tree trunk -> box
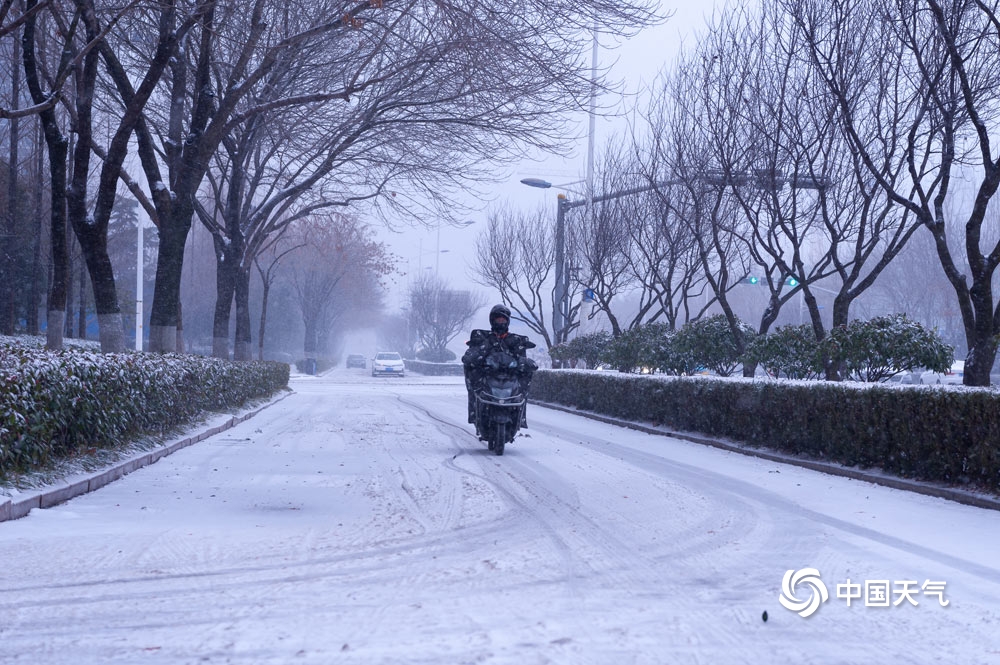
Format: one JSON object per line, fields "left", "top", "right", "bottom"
{"left": 965, "top": 281, "right": 998, "bottom": 386}
{"left": 211, "top": 149, "right": 247, "bottom": 359}
{"left": 176, "top": 298, "right": 185, "bottom": 353}
{"left": 64, "top": 246, "right": 74, "bottom": 338}
{"left": 795, "top": 289, "right": 836, "bottom": 381}
{"left": 148, "top": 207, "right": 192, "bottom": 352}
{"left": 63, "top": 7, "right": 126, "bottom": 353}
{"left": 233, "top": 266, "right": 252, "bottom": 361}
{"left": 78, "top": 230, "right": 128, "bottom": 351}
{"left": 826, "top": 293, "right": 853, "bottom": 381}
{"left": 303, "top": 316, "right": 318, "bottom": 361}
{"left": 77, "top": 259, "right": 87, "bottom": 339}
{"left": 23, "top": 2, "right": 68, "bottom": 350}
{"left": 257, "top": 276, "right": 270, "bottom": 361}
{"left": 744, "top": 296, "right": 785, "bottom": 377}
{"left": 28, "top": 123, "right": 43, "bottom": 336}
{"left": 2, "top": 31, "right": 20, "bottom": 335}
{"left": 211, "top": 238, "right": 236, "bottom": 359}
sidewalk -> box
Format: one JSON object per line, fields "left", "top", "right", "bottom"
{"left": 0, "top": 390, "right": 292, "bottom": 523}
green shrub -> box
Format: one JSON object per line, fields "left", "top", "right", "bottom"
{"left": 822, "top": 314, "right": 953, "bottom": 382}
{"left": 745, "top": 325, "right": 824, "bottom": 379}
{"left": 675, "top": 314, "right": 755, "bottom": 376}
{"left": 1, "top": 340, "right": 288, "bottom": 475}
{"left": 550, "top": 332, "right": 612, "bottom": 369}
{"left": 601, "top": 323, "right": 689, "bottom": 374}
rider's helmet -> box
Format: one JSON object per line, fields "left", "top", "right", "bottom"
{"left": 489, "top": 303, "right": 511, "bottom": 335}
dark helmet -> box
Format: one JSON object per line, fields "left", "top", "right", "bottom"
{"left": 489, "top": 304, "right": 511, "bottom": 334}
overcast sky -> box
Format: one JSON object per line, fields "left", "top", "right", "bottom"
{"left": 379, "top": 2, "right": 723, "bottom": 316}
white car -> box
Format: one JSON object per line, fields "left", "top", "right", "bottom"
{"left": 371, "top": 351, "right": 406, "bottom": 377}
{"left": 920, "top": 360, "right": 965, "bottom": 385}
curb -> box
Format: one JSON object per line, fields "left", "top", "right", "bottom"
{"left": 531, "top": 399, "right": 1000, "bottom": 512}
{"left": 0, "top": 390, "right": 292, "bottom": 524}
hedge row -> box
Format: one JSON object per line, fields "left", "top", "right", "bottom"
{"left": 403, "top": 359, "right": 465, "bottom": 376}
{"left": 1, "top": 341, "right": 289, "bottom": 475}
{"left": 531, "top": 370, "right": 1000, "bottom": 490}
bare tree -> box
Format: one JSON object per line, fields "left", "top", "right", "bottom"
{"left": 196, "top": 61, "right": 395, "bottom": 361}
{"left": 251, "top": 232, "right": 303, "bottom": 361}
{"left": 471, "top": 205, "right": 572, "bottom": 351}
{"left": 21, "top": 0, "right": 195, "bottom": 351}
{"left": 790, "top": 0, "right": 1000, "bottom": 385}
{"left": 642, "top": 49, "right": 759, "bottom": 372}
{"left": 1, "top": 9, "right": 21, "bottom": 335}
{"left": 21, "top": 0, "right": 71, "bottom": 348}
{"left": 568, "top": 141, "right": 638, "bottom": 337}
{"left": 407, "top": 273, "right": 484, "bottom": 360}
{"left": 627, "top": 190, "right": 707, "bottom": 331}
{"left": 720, "top": 0, "right": 923, "bottom": 379}
{"left": 105, "top": 0, "right": 659, "bottom": 353}
{"left": 285, "top": 212, "right": 391, "bottom": 362}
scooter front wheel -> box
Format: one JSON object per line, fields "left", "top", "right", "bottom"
{"left": 493, "top": 421, "right": 506, "bottom": 456}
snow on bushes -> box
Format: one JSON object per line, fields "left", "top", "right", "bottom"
{"left": 578, "top": 314, "right": 950, "bottom": 383}
{"left": 0, "top": 339, "right": 289, "bottom": 475}
{"left": 821, "top": 314, "right": 953, "bottom": 382}
{"left": 745, "top": 325, "right": 824, "bottom": 380}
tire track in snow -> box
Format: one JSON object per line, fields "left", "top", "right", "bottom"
{"left": 533, "top": 416, "right": 1000, "bottom": 585}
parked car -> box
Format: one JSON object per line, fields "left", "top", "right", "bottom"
{"left": 920, "top": 360, "right": 965, "bottom": 385}
{"left": 371, "top": 351, "right": 405, "bottom": 377}
{"left": 885, "top": 370, "right": 921, "bottom": 385}
{"left": 346, "top": 354, "right": 366, "bottom": 369}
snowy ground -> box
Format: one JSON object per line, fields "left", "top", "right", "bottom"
{"left": 1, "top": 368, "right": 999, "bottom": 664}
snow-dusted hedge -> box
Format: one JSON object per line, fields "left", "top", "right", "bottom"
{"left": 0, "top": 341, "right": 289, "bottom": 474}
{"left": 531, "top": 370, "right": 1000, "bottom": 490}
{"left": 403, "top": 359, "right": 464, "bottom": 376}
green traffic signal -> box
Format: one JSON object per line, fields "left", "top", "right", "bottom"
{"left": 786, "top": 276, "right": 799, "bottom": 287}
{"left": 741, "top": 276, "right": 759, "bottom": 285}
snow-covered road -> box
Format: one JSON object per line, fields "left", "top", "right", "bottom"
{"left": 2, "top": 369, "right": 999, "bottom": 664}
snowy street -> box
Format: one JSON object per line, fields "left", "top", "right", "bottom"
{"left": 2, "top": 370, "right": 999, "bottom": 664}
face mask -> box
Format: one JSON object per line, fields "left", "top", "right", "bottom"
{"left": 491, "top": 319, "right": 509, "bottom": 335}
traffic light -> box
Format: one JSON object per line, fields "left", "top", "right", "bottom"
{"left": 740, "top": 276, "right": 759, "bottom": 285}
{"left": 785, "top": 276, "right": 799, "bottom": 287}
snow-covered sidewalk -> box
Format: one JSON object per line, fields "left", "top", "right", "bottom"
{"left": 1, "top": 369, "right": 998, "bottom": 664}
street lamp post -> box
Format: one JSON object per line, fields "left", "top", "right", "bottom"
{"left": 434, "top": 220, "right": 475, "bottom": 275}
{"left": 554, "top": 194, "right": 568, "bottom": 342}
{"left": 522, "top": 179, "right": 585, "bottom": 345}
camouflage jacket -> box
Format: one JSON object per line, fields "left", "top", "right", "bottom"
{"left": 462, "top": 329, "right": 535, "bottom": 367}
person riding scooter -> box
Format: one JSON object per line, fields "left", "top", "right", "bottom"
{"left": 462, "top": 304, "right": 536, "bottom": 429}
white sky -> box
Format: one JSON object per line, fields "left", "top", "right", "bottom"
{"left": 379, "top": 2, "right": 723, "bottom": 313}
